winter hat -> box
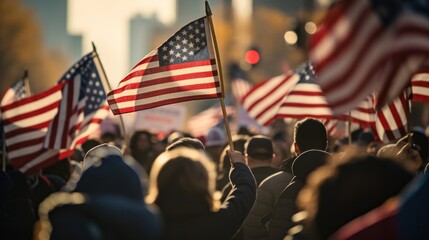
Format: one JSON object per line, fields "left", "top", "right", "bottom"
{"left": 245, "top": 135, "right": 274, "bottom": 160}
{"left": 205, "top": 127, "right": 227, "bottom": 147}
{"left": 74, "top": 144, "right": 143, "bottom": 201}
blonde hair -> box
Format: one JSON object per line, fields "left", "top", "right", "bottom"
{"left": 146, "top": 147, "right": 220, "bottom": 212}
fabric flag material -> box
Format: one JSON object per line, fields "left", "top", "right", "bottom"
{"left": 242, "top": 73, "right": 300, "bottom": 126}
{"left": 44, "top": 52, "right": 110, "bottom": 150}
{"left": 1, "top": 83, "right": 71, "bottom": 173}
{"left": 310, "top": 0, "right": 429, "bottom": 114}
{"left": 231, "top": 78, "right": 252, "bottom": 104}
{"left": 1, "top": 77, "right": 28, "bottom": 154}
{"left": 412, "top": 69, "right": 429, "bottom": 103}
{"left": 373, "top": 90, "right": 411, "bottom": 143}
{"left": 1, "top": 78, "right": 27, "bottom": 106}
{"left": 275, "top": 62, "right": 334, "bottom": 119}
{"left": 187, "top": 105, "right": 235, "bottom": 137}
{"left": 108, "top": 17, "right": 221, "bottom": 115}
{"left": 321, "top": 118, "right": 337, "bottom": 137}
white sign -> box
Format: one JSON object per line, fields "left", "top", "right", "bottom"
{"left": 135, "top": 105, "right": 187, "bottom": 134}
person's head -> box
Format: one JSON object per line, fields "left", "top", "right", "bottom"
{"left": 146, "top": 147, "right": 219, "bottom": 217}
{"left": 245, "top": 135, "right": 274, "bottom": 167}
{"left": 219, "top": 135, "right": 249, "bottom": 175}
{"left": 81, "top": 138, "right": 102, "bottom": 155}
{"left": 165, "top": 137, "right": 205, "bottom": 151}
{"left": 294, "top": 118, "right": 328, "bottom": 155}
{"left": 73, "top": 144, "right": 144, "bottom": 201}
{"left": 129, "top": 130, "right": 154, "bottom": 154}
{"left": 298, "top": 154, "right": 413, "bottom": 239}
{"left": 204, "top": 127, "right": 227, "bottom": 164}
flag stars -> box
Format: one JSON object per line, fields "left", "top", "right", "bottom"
{"left": 189, "top": 51, "right": 194, "bottom": 56}
{"left": 200, "top": 23, "right": 204, "bottom": 28}
{"left": 201, "top": 41, "right": 206, "bottom": 46}
{"left": 99, "top": 90, "right": 104, "bottom": 96}
{"left": 91, "top": 73, "right": 96, "bottom": 78}
{"left": 195, "top": 29, "right": 200, "bottom": 34}
{"left": 175, "top": 44, "right": 181, "bottom": 49}
{"left": 95, "top": 81, "right": 100, "bottom": 87}
{"left": 188, "top": 25, "right": 193, "bottom": 30}
{"left": 175, "top": 52, "right": 181, "bottom": 58}
{"left": 182, "top": 39, "right": 188, "bottom": 44}
{"left": 195, "top": 38, "right": 200, "bottom": 43}
{"left": 201, "top": 33, "right": 205, "bottom": 38}
{"left": 162, "top": 46, "right": 168, "bottom": 51}
{"left": 170, "top": 58, "right": 174, "bottom": 63}
{"left": 89, "top": 80, "right": 93, "bottom": 86}
{"left": 189, "top": 42, "right": 194, "bottom": 48}
{"left": 182, "top": 30, "right": 187, "bottom": 36}
{"left": 182, "top": 56, "right": 188, "bottom": 61}
{"left": 162, "top": 55, "right": 168, "bottom": 60}
{"left": 189, "top": 34, "right": 194, "bottom": 39}
{"left": 169, "top": 40, "right": 174, "bottom": 46}
{"left": 175, "top": 35, "right": 181, "bottom": 41}
{"left": 169, "top": 49, "right": 175, "bottom": 55}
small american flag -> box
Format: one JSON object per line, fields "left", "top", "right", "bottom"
{"left": 1, "top": 78, "right": 28, "bottom": 107}
{"left": 310, "top": 0, "right": 429, "bottom": 114}
{"left": 411, "top": 69, "right": 429, "bottom": 103}
{"left": 373, "top": 89, "right": 411, "bottom": 143}
{"left": 242, "top": 73, "right": 299, "bottom": 126}
{"left": 275, "top": 62, "right": 334, "bottom": 119}
{"left": 108, "top": 17, "right": 221, "bottom": 114}
{"left": 187, "top": 105, "right": 235, "bottom": 137}
{"left": 1, "top": 77, "right": 29, "bottom": 154}
{"left": 1, "top": 83, "right": 71, "bottom": 173}
{"left": 44, "top": 52, "right": 110, "bottom": 150}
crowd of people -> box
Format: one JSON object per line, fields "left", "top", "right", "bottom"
{"left": 1, "top": 117, "right": 429, "bottom": 240}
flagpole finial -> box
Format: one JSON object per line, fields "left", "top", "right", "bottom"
{"left": 23, "top": 69, "right": 28, "bottom": 79}
{"left": 92, "top": 42, "right": 97, "bottom": 52}
{"left": 205, "top": 1, "right": 212, "bottom": 16}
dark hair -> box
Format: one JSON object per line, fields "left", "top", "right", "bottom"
{"left": 129, "top": 130, "right": 154, "bottom": 153}
{"left": 245, "top": 135, "right": 274, "bottom": 160}
{"left": 300, "top": 155, "right": 413, "bottom": 239}
{"left": 294, "top": 118, "right": 327, "bottom": 152}
{"left": 166, "top": 137, "right": 205, "bottom": 151}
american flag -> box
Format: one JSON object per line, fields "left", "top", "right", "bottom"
{"left": 1, "top": 83, "right": 71, "bottom": 173}
{"left": 231, "top": 78, "right": 252, "bottom": 104}
{"left": 187, "top": 105, "right": 235, "bottom": 137}
{"left": 242, "top": 73, "right": 299, "bottom": 126}
{"left": 1, "top": 77, "right": 28, "bottom": 154}
{"left": 411, "top": 69, "right": 429, "bottom": 103}
{"left": 373, "top": 89, "right": 411, "bottom": 143}
{"left": 310, "top": 0, "right": 429, "bottom": 114}
{"left": 44, "top": 52, "right": 110, "bottom": 150}
{"left": 321, "top": 118, "right": 338, "bottom": 137}
{"left": 275, "top": 62, "right": 334, "bottom": 119}
{"left": 1, "top": 77, "right": 28, "bottom": 106}
{"left": 108, "top": 17, "right": 221, "bottom": 115}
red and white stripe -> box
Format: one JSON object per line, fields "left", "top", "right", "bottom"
{"left": 373, "top": 91, "right": 410, "bottom": 143}
{"left": 187, "top": 105, "right": 235, "bottom": 137}
{"left": 412, "top": 69, "right": 429, "bottom": 103}
{"left": 321, "top": 118, "right": 337, "bottom": 137}
{"left": 275, "top": 76, "right": 333, "bottom": 119}
{"left": 231, "top": 78, "right": 252, "bottom": 103}
{"left": 242, "top": 72, "right": 299, "bottom": 126}
{"left": 1, "top": 83, "right": 71, "bottom": 173}
{"left": 107, "top": 18, "right": 221, "bottom": 115}
{"left": 310, "top": 0, "right": 429, "bottom": 114}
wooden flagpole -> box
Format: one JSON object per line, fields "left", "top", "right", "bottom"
{"left": 2, "top": 131, "right": 5, "bottom": 171}
{"left": 91, "top": 42, "right": 127, "bottom": 140}
{"left": 205, "top": 1, "right": 234, "bottom": 151}
{"left": 348, "top": 111, "right": 352, "bottom": 145}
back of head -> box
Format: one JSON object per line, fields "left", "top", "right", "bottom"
{"left": 292, "top": 149, "right": 331, "bottom": 181}
{"left": 166, "top": 137, "right": 205, "bottom": 151}
{"left": 294, "top": 118, "right": 327, "bottom": 153}
{"left": 74, "top": 144, "right": 143, "bottom": 201}
{"left": 299, "top": 155, "right": 413, "bottom": 239}
{"left": 205, "top": 127, "right": 227, "bottom": 148}
{"left": 147, "top": 148, "right": 218, "bottom": 218}
{"left": 245, "top": 135, "right": 274, "bottom": 161}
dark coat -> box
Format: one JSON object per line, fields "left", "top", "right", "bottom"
{"left": 160, "top": 162, "right": 257, "bottom": 240}
{"left": 268, "top": 150, "right": 330, "bottom": 240}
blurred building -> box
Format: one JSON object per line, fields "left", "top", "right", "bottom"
{"left": 129, "top": 14, "right": 162, "bottom": 69}
{"left": 23, "top": 0, "right": 82, "bottom": 64}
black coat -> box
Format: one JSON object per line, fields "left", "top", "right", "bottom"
{"left": 160, "top": 162, "right": 257, "bottom": 240}
{"left": 268, "top": 150, "right": 330, "bottom": 240}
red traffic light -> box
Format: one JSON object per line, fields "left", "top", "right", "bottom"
{"left": 245, "top": 49, "right": 260, "bottom": 65}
